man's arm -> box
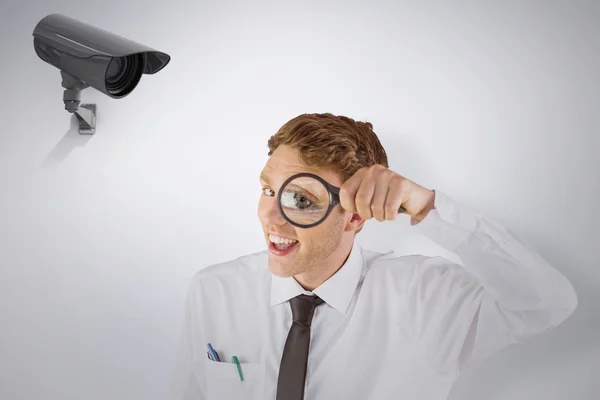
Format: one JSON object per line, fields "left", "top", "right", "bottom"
{"left": 403, "top": 190, "right": 578, "bottom": 377}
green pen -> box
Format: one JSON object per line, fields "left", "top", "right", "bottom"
{"left": 232, "top": 356, "right": 244, "bottom": 381}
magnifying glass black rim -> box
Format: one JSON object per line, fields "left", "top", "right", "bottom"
{"left": 277, "top": 172, "right": 339, "bottom": 229}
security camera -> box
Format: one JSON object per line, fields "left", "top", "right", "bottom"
{"left": 33, "top": 13, "right": 171, "bottom": 134}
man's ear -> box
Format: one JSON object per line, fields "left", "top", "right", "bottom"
{"left": 344, "top": 212, "right": 366, "bottom": 233}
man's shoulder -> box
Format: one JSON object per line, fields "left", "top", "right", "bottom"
{"left": 363, "top": 249, "right": 464, "bottom": 280}
{"left": 362, "top": 248, "right": 421, "bottom": 274}
{"left": 183, "top": 250, "right": 271, "bottom": 319}
{"left": 190, "top": 249, "right": 269, "bottom": 286}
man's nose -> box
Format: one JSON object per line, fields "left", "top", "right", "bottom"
{"left": 262, "top": 198, "right": 287, "bottom": 225}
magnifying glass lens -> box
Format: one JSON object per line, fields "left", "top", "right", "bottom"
{"left": 279, "top": 176, "right": 331, "bottom": 226}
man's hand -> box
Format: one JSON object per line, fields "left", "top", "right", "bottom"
{"left": 339, "top": 164, "right": 436, "bottom": 224}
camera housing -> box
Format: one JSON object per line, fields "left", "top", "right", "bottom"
{"left": 33, "top": 13, "right": 171, "bottom": 133}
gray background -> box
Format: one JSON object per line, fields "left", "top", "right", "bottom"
{"left": 1, "top": 1, "right": 598, "bottom": 399}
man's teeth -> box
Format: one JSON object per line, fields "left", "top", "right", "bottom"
{"left": 269, "top": 234, "right": 298, "bottom": 245}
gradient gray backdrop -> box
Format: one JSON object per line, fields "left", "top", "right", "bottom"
{"left": 0, "top": 1, "right": 598, "bottom": 399}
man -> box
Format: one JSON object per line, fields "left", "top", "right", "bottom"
{"left": 169, "top": 113, "right": 578, "bottom": 400}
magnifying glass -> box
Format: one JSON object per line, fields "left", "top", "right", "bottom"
{"left": 277, "top": 172, "right": 406, "bottom": 228}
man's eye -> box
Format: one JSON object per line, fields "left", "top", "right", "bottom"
{"left": 262, "top": 188, "right": 275, "bottom": 196}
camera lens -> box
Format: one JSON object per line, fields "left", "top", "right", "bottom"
{"left": 106, "top": 57, "right": 126, "bottom": 82}
{"left": 105, "top": 54, "right": 144, "bottom": 97}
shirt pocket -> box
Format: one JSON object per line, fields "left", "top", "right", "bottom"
{"left": 204, "top": 357, "right": 266, "bottom": 400}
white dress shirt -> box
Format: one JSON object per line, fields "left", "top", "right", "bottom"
{"left": 169, "top": 190, "right": 578, "bottom": 400}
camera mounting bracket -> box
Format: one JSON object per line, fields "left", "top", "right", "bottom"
{"left": 61, "top": 70, "right": 96, "bottom": 134}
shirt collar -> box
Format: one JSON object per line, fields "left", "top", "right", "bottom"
{"left": 270, "top": 242, "right": 363, "bottom": 315}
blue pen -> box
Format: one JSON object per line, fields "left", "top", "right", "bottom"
{"left": 207, "top": 343, "right": 220, "bottom": 362}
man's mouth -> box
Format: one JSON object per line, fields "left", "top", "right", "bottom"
{"left": 268, "top": 234, "right": 299, "bottom": 253}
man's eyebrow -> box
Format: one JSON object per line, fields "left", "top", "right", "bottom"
{"left": 259, "top": 173, "right": 270, "bottom": 184}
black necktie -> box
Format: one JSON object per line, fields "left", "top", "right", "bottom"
{"left": 276, "top": 294, "right": 325, "bottom": 400}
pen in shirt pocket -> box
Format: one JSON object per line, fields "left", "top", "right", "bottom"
{"left": 207, "top": 343, "right": 220, "bottom": 362}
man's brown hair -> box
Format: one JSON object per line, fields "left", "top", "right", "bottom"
{"left": 267, "top": 113, "right": 389, "bottom": 183}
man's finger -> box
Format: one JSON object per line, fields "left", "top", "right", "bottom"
{"left": 384, "top": 175, "right": 405, "bottom": 220}
{"left": 371, "top": 172, "right": 390, "bottom": 221}
{"left": 355, "top": 178, "right": 376, "bottom": 220}
{"left": 339, "top": 167, "right": 367, "bottom": 213}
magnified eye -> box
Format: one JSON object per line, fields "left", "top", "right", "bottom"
{"left": 281, "top": 190, "right": 315, "bottom": 209}
{"left": 294, "top": 193, "right": 312, "bottom": 209}
{"left": 276, "top": 174, "right": 333, "bottom": 227}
